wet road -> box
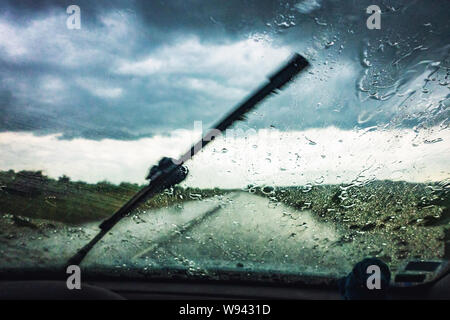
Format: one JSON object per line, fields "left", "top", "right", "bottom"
{"left": 88, "top": 192, "right": 352, "bottom": 275}
{"left": 1, "top": 192, "right": 355, "bottom": 276}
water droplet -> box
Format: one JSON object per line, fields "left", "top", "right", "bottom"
{"left": 189, "top": 193, "right": 202, "bottom": 200}
{"left": 424, "top": 138, "right": 442, "bottom": 144}
{"left": 305, "top": 137, "right": 317, "bottom": 145}
{"left": 314, "top": 17, "right": 327, "bottom": 26}
{"left": 315, "top": 176, "right": 325, "bottom": 184}
{"left": 325, "top": 41, "right": 335, "bottom": 48}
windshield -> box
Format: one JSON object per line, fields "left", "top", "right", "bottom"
{"left": 0, "top": 0, "right": 449, "bottom": 284}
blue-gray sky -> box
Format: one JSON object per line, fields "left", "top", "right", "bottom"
{"left": 0, "top": 0, "right": 448, "bottom": 141}
{"left": 0, "top": 0, "right": 449, "bottom": 186}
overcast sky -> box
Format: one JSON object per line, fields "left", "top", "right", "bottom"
{"left": 0, "top": 0, "right": 449, "bottom": 186}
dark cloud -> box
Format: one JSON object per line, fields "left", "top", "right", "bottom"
{"left": 0, "top": 0, "right": 449, "bottom": 140}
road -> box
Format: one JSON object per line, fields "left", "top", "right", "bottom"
{"left": 1, "top": 191, "right": 357, "bottom": 276}
{"left": 87, "top": 191, "right": 353, "bottom": 276}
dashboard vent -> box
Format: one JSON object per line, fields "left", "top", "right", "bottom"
{"left": 395, "top": 274, "right": 427, "bottom": 283}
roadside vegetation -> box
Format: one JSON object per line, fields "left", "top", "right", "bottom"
{"left": 0, "top": 170, "right": 224, "bottom": 224}
{"left": 252, "top": 181, "right": 450, "bottom": 264}
{"left": 253, "top": 181, "right": 449, "bottom": 230}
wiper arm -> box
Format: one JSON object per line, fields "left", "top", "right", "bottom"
{"left": 67, "top": 53, "right": 310, "bottom": 267}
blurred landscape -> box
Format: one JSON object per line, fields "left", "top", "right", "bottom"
{"left": 0, "top": 170, "right": 225, "bottom": 224}
{"left": 0, "top": 170, "right": 449, "bottom": 271}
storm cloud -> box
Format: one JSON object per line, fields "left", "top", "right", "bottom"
{"left": 0, "top": 0, "right": 449, "bottom": 140}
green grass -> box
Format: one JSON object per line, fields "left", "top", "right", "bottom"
{"left": 253, "top": 181, "right": 450, "bottom": 229}
{"left": 0, "top": 170, "right": 225, "bottom": 224}
{"left": 252, "top": 181, "right": 450, "bottom": 263}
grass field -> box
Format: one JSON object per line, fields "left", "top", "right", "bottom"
{"left": 0, "top": 170, "right": 225, "bottom": 224}
{"left": 252, "top": 181, "right": 450, "bottom": 265}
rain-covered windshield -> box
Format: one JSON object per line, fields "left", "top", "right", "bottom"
{"left": 0, "top": 0, "right": 449, "bottom": 283}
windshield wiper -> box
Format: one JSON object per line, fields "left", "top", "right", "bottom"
{"left": 67, "top": 53, "right": 310, "bottom": 267}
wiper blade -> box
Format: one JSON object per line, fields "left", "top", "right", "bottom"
{"left": 67, "top": 53, "right": 310, "bottom": 267}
